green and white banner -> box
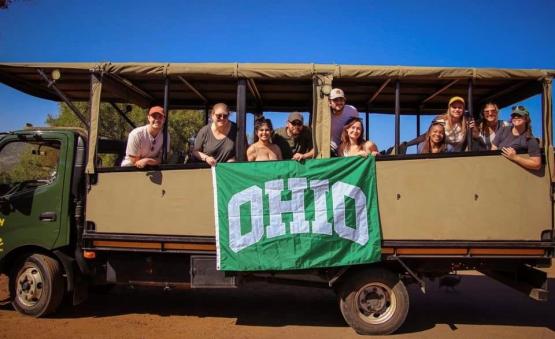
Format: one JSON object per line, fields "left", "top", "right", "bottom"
{"left": 212, "top": 157, "right": 381, "bottom": 271}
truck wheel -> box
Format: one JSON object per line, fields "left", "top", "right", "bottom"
{"left": 338, "top": 268, "right": 409, "bottom": 335}
{"left": 9, "top": 253, "right": 65, "bottom": 317}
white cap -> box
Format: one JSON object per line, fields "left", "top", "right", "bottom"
{"left": 329, "top": 88, "right": 345, "bottom": 100}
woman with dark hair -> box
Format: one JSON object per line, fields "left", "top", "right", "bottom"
{"left": 418, "top": 121, "right": 450, "bottom": 154}
{"left": 246, "top": 118, "right": 282, "bottom": 161}
{"left": 193, "top": 103, "right": 237, "bottom": 166}
{"left": 474, "top": 102, "right": 510, "bottom": 150}
{"left": 492, "top": 105, "right": 541, "bottom": 170}
{"left": 338, "top": 117, "right": 378, "bottom": 157}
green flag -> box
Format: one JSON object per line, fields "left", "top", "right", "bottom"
{"left": 213, "top": 157, "right": 381, "bottom": 271}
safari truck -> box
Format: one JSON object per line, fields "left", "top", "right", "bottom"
{"left": 0, "top": 63, "right": 554, "bottom": 335}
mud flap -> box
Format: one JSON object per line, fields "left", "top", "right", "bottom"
{"left": 190, "top": 256, "right": 237, "bottom": 288}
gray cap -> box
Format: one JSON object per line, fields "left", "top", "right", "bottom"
{"left": 288, "top": 111, "right": 303, "bottom": 123}
{"left": 511, "top": 105, "right": 530, "bottom": 117}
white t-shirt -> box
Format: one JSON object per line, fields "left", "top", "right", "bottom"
{"left": 331, "top": 105, "right": 359, "bottom": 150}
{"left": 121, "top": 125, "right": 169, "bottom": 166}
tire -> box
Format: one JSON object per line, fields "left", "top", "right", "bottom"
{"left": 9, "top": 253, "right": 65, "bottom": 317}
{"left": 337, "top": 268, "right": 409, "bottom": 335}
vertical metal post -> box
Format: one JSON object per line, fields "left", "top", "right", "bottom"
{"left": 395, "top": 80, "right": 401, "bottom": 154}
{"left": 365, "top": 111, "right": 370, "bottom": 140}
{"left": 162, "top": 77, "right": 170, "bottom": 163}
{"left": 417, "top": 107, "right": 422, "bottom": 137}
{"left": 466, "top": 79, "right": 474, "bottom": 151}
{"left": 236, "top": 79, "right": 247, "bottom": 161}
{"left": 204, "top": 105, "right": 209, "bottom": 125}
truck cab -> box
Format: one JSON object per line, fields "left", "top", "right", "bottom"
{"left": 0, "top": 128, "right": 86, "bottom": 316}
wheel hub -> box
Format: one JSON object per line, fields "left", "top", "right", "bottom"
{"left": 16, "top": 267, "right": 44, "bottom": 307}
{"left": 359, "top": 288, "right": 388, "bottom": 315}
{"left": 356, "top": 282, "right": 396, "bottom": 325}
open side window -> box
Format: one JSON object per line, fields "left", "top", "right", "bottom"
{"left": 0, "top": 139, "right": 61, "bottom": 197}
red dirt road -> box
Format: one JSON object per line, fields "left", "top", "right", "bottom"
{"left": 1, "top": 269, "right": 554, "bottom": 339}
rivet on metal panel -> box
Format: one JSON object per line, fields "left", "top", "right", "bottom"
{"left": 474, "top": 194, "right": 479, "bottom": 201}
{"left": 396, "top": 193, "right": 401, "bottom": 200}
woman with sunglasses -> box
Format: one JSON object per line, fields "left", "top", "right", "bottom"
{"left": 491, "top": 105, "right": 541, "bottom": 170}
{"left": 193, "top": 103, "right": 238, "bottom": 166}
{"left": 338, "top": 117, "right": 379, "bottom": 157}
{"left": 418, "top": 121, "right": 451, "bottom": 154}
{"left": 247, "top": 118, "right": 282, "bottom": 161}
{"left": 474, "top": 102, "right": 510, "bottom": 150}
{"left": 433, "top": 96, "right": 473, "bottom": 152}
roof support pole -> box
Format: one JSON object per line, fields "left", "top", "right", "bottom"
{"left": 236, "top": 79, "right": 247, "bottom": 161}
{"left": 365, "top": 111, "right": 370, "bottom": 142}
{"left": 466, "top": 79, "right": 474, "bottom": 151}
{"left": 109, "top": 102, "right": 136, "bottom": 129}
{"left": 420, "top": 79, "right": 459, "bottom": 105}
{"left": 177, "top": 75, "right": 208, "bottom": 104}
{"left": 394, "top": 80, "right": 401, "bottom": 155}
{"left": 416, "top": 108, "right": 421, "bottom": 137}
{"left": 368, "top": 79, "right": 391, "bottom": 105}
{"left": 541, "top": 78, "right": 553, "bottom": 184}
{"left": 162, "top": 76, "right": 170, "bottom": 163}
{"left": 37, "top": 68, "right": 89, "bottom": 128}
{"left": 204, "top": 105, "right": 209, "bottom": 125}
{"left": 86, "top": 72, "right": 103, "bottom": 175}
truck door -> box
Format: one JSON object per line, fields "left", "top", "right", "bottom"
{"left": 0, "top": 133, "right": 67, "bottom": 258}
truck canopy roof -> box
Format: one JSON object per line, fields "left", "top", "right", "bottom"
{"left": 1, "top": 62, "right": 553, "bottom": 114}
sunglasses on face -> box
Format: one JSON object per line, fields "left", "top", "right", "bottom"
{"left": 149, "top": 113, "right": 164, "bottom": 120}
{"left": 289, "top": 120, "right": 303, "bottom": 126}
{"left": 215, "top": 113, "right": 229, "bottom": 120}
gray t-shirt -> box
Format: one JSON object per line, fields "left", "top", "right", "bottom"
{"left": 273, "top": 126, "right": 313, "bottom": 159}
{"left": 492, "top": 126, "right": 541, "bottom": 157}
{"left": 194, "top": 122, "right": 237, "bottom": 163}
{"left": 331, "top": 105, "right": 359, "bottom": 150}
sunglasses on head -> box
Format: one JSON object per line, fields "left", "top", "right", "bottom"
{"left": 512, "top": 105, "right": 526, "bottom": 111}
{"left": 289, "top": 120, "right": 303, "bottom": 126}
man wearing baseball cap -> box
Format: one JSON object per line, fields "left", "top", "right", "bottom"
{"left": 329, "top": 88, "right": 360, "bottom": 152}
{"left": 273, "top": 111, "right": 314, "bottom": 160}
{"left": 121, "top": 105, "right": 170, "bottom": 168}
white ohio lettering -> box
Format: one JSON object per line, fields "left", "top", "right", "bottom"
{"left": 226, "top": 178, "right": 369, "bottom": 252}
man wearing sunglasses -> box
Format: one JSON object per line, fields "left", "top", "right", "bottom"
{"left": 329, "top": 88, "right": 360, "bottom": 153}
{"left": 121, "top": 105, "right": 169, "bottom": 168}
{"left": 273, "top": 111, "right": 314, "bottom": 161}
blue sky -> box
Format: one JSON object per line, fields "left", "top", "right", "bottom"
{"left": 1, "top": 0, "right": 554, "bottom": 149}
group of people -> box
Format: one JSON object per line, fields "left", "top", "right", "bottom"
{"left": 418, "top": 96, "right": 541, "bottom": 170}
{"left": 121, "top": 89, "right": 541, "bottom": 171}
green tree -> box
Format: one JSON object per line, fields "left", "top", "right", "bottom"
{"left": 46, "top": 102, "right": 205, "bottom": 165}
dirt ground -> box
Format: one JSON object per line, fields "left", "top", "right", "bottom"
{"left": 1, "top": 268, "right": 555, "bottom": 339}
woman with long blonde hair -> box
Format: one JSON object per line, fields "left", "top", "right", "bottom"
{"left": 433, "top": 96, "right": 470, "bottom": 152}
